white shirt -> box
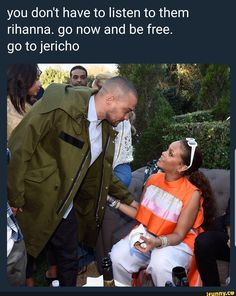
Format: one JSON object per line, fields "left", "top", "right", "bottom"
{"left": 113, "top": 120, "right": 133, "bottom": 169}
{"left": 88, "top": 96, "right": 102, "bottom": 166}
{"left": 7, "top": 225, "right": 14, "bottom": 257}
{"left": 63, "top": 95, "right": 102, "bottom": 218}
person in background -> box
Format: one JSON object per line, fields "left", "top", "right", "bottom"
{"left": 8, "top": 77, "right": 138, "bottom": 287}
{"left": 7, "top": 63, "right": 42, "bottom": 287}
{"left": 194, "top": 199, "right": 230, "bottom": 286}
{"left": 7, "top": 64, "right": 42, "bottom": 139}
{"left": 109, "top": 138, "right": 216, "bottom": 286}
{"left": 69, "top": 65, "right": 88, "bottom": 86}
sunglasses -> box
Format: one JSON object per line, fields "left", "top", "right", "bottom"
{"left": 186, "top": 138, "right": 198, "bottom": 169}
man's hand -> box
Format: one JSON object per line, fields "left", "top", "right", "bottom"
{"left": 11, "top": 207, "right": 23, "bottom": 216}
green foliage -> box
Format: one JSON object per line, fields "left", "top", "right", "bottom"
{"left": 40, "top": 67, "right": 96, "bottom": 89}
{"left": 118, "top": 64, "right": 166, "bottom": 133}
{"left": 117, "top": 63, "right": 230, "bottom": 170}
{"left": 118, "top": 64, "right": 176, "bottom": 170}
{"left": 162, "top": 64, "right": 202, "bottom": 114}
{"left": 41, "top": 67, "right": 69, "bottom": 88}
{"left": 132, "top": 92, "right": 174, "bottom": 170}
{"left": 87, "top": 75, "right": 95, "bottom": 87}
{"left": 199, "top": 64, "right": 209, "bottom": 76}
{"left": 162, "top": 121, "right": 230, "bottom": 169}
{"left": 198, "top": 64, "right": 230, "bottom": 115}
{"left": 212, "top": 90, "right": 230, "bottom": 120}
{"left": 174, "top": 110, "right": 214, "bottom": 123}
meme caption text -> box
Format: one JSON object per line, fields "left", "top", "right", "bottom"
{"left": 6, "top": 6, "right": 190, "bottom": 54}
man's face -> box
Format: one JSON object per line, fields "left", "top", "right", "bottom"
{"left": 70, "top": 69, "right": 87, "bottom": 86}
{"left": 105, "top": 93, "right": 137, "bottom": 127}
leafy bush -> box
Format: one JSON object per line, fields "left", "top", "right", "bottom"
{"left": 40, "top": 67, "right": 68, "bottom": 88}
{"left": 197, "top": 64, "right": 230, "bottom": 115}
{"left": 162, "top": 121, "right": 230, "bottom": 169}
{"left": 174, "top": 110, "right": 214, "bottom": 123}
{"left": 212, "top": 91, "right": 230, "bottom": 120}
{"left": 132, "top": 92, "right": 174, "bottom": 170}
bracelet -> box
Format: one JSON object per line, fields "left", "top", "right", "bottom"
{"left": 156, "top": 236, "right": 169, "bottom": 248}
{"left": 107, "top": 195, "right": 121, "bottom": 209}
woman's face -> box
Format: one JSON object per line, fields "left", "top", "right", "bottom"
{"left": 157, "top": 141, "right": 185, "bottom": 173}
{"left": 28, "top": 76, "right": 41, "bottom": 97}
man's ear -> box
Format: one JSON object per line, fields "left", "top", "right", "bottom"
{"left": 105, "top": 95, "right": 115, "bottom": 104}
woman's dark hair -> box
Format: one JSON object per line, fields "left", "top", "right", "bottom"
{"left": 181, "top": 139, "right": 217, "bottom": 230}
{"left": 7, "top": 64, "right": 41, "bottom": 114}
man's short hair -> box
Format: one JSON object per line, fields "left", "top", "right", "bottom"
{"left": 70, "top": 65, "right": 88, "bottom": 77}
{"left": 102, "top": 76, "right": 138, "bottom": 99}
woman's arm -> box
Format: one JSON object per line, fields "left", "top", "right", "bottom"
{"left": 118, "top": 200, "right": 139, "bottom": 219}
{"left": 107, "top": 195, "right": 139, "bottom": 219}
{"left": 107, "top": 186, "right": 147, "bottom": 219}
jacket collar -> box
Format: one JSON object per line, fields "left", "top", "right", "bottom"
{"left": 37, "top": 83, "right": 118, "bottom": 138}
{"left": 37, "top": 83, "right": 98, "bottom": 122}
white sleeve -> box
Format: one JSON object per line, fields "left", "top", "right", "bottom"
{"left": 7, "top": 225, "right": 14, "bottom": 257}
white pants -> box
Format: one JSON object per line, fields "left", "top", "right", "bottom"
{"left": 110, "top": 235, "right": 192, "bottom": 286}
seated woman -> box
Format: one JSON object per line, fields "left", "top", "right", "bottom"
{"left": 108, "top": 138, "right": 216, "bottom": 287}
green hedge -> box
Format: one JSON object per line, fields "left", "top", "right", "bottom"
{"left": 162, "top": 121, "right": 230, "bottom": 169}
{"left": 174, "top": 110, "right": 214, "bottom": 123}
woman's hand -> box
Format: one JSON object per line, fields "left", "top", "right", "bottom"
{"left": 134, "top": 235, "right": 161, "bottom": 253}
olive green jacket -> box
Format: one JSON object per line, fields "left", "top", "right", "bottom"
{"left": 8, "top": 83, "right": 134, "bottom": 257}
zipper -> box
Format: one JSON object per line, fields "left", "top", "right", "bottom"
{"left": 95, "top": 135, "right": 110, "bottom": 227}
{"left": 56, "top": 147, "right": 90, "bottom": 215}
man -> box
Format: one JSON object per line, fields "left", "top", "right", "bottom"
{"left": 8, "top": 77, "right": 137, "bottom": 286}
{"left": 70, "top": 65, "right": 88, "bottom": 86}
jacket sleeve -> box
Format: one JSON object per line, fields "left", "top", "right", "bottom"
{"left": 108, "top": 172, "right": 134, "bottom": 205}
{"left": 7, "top": 112, "right": 54, "bottom": 208}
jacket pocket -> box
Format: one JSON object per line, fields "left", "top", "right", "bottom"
{"left": 24, "top": 161, "right": 61, "bottom": 211}
{"left": 25, "top": 162, "right": 57, "bottom": 183}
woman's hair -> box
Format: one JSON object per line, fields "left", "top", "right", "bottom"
{"left": 180, "top": 139, "right": 217, "bottom": 230}
{"left": 92, "top": 73, "right": 114, "bottom": 90}
{"left": 7, "top": 64, "right": 41, "bottom": 114}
